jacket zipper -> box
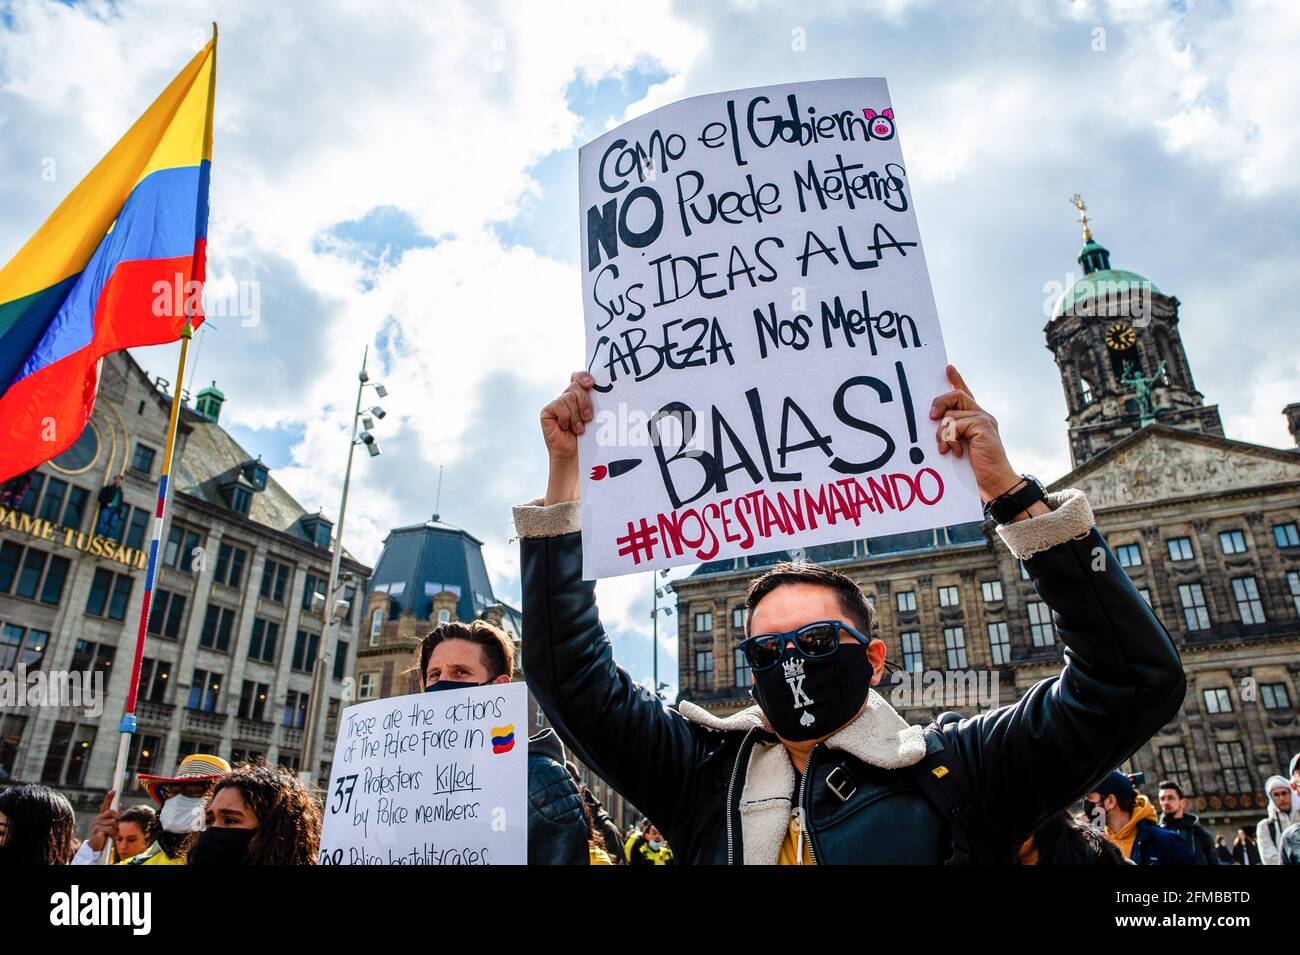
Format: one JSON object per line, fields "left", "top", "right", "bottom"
{"left": 796, "top": 744, "right": 821, "bottom": 864}
{"left": 726, "top": 727, "right": 758, "bottom": 865}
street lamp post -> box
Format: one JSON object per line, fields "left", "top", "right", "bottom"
{"left": 298, "top": 347, "right": 388, "bottom": 789}
{"left": 649, "top": 569, "right": 673, "bottom": 700}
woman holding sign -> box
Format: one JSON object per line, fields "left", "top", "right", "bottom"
{"left": 514, "top": 366, "right": 1186, "bottom": 864}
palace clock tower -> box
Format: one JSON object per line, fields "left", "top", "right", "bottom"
{"left": 1045, "top": 196, "right": 1225, "bottom": 467}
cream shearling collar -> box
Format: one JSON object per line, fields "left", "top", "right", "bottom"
{"left": 678, "top": 689, "right": 927, "bottom": 864}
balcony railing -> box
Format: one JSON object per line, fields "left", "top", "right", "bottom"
{"left": 135, "top": 700, "right": 175, "bottom": 729}
{"left": 182, "top": 709, "right": 228, "bottom": 734}
{"left": 280, "top": 726, "right": 303, "bottom": 749}
{"left": 235, "top": 718, "right": 274, "bottom": 744}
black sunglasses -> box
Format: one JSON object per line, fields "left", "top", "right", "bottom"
{"left": 739, "top": 620, "right": 871, "bottom": 672}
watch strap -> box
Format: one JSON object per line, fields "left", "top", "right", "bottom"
{"left": 984, "top": 476, "right": 1046, "bottom": 525}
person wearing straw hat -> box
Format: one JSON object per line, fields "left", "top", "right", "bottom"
{"left": 73, "top": 753, "right": 231, "bottom": 866}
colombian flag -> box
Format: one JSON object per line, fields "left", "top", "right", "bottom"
{"left": 490, "top": 724, "right": 516, "bottom": 755}
{"left": 0, "top": 29, "right": 217, "bottom": 482}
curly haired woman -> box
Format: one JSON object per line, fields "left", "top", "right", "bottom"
{"left": 189, "top": 762, "right": 322, "bottom": 865}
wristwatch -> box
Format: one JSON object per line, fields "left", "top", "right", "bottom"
{"left": 984, "top": 475, "right": 1047, "bottom": 525}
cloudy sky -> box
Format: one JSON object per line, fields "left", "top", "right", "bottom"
{"left": 2, "top": 0, "right": 1297, "bottom": 698}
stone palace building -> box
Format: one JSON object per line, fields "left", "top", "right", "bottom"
{"left": 671, "top": 213, "right": 1300, "bottom": 838}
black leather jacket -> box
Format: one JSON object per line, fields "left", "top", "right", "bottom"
{"left": 518, "top": 491, "right": 1186, "bottom": 864}
{"left": 527, "top": 728, "right": 590, "bottom": 866}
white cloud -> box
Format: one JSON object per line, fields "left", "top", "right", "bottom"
{"left": 2, "top": 0, "right": 1298, "bottom": 702}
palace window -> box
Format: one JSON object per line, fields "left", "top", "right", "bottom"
{"left": 1261, "top": 683, "right": 1292, "bottom": 711}
{"left": 1231, "top": 576, "right": 1265, "bottom": 625}
{"left": 987, "top": 622, "right": 1010, "bottom": 665}
{"left": 1202, "top": 687, "right": 1232, "bottom": 714}
{"left": 900, "top": 631, "right": 922, "bottom": 673}
{"left": 1219, "top": 529, "right": 1248, "bottom": 555}
{"left": 1114, "top": 543, "right": 1142, "bottom": 568}
{"left": 1273, "top": 522, "right": 1300, "bottom": 549}
{"left": 943, "top": 627, "right": 967, "bottom": 669}
{"left": 695, "top": 650, "right": 713, "bottom": 691}
{"left": 734, "top": 646, "right": 752, "bottom": 689}
{"left": 1027, "top": 601, "right": 1054, "bottom": 646}
{"left": 1178, "top": 583, "right": 1210, "bottom": 631}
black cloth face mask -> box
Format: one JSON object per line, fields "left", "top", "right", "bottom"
{"left": 750, "top": 643, "right": 872, "bottom": 742}
{"left": 424, "top": 679, "right": 486, "bottom": 693}
{"left": 188, "top": 826, "right": 255, "bottom": 866}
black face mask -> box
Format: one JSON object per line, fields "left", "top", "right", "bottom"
{"left": 188, "top": 826, "right": 255, "bottom": 866}
{"left": 424, "top": 679, "right": 486, "bottom": 693}
{"left": 1082, "top": 799, "right": 1104, "bottom": 828}
{"left": 750, "top": 643, "right": 872, "bottom": 742}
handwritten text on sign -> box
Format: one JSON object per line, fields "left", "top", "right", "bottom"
{"left": 317, "top": 683, "right": 527, "bottom": 865}
{"left": 577, "top": 78, "right": 982, "bottom": 579}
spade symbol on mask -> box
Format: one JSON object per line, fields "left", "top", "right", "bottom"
{"left": 800, "top": 711, "right": 815, "bottom": 727}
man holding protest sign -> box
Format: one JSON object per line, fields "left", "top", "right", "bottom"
{"left": 516, "top": 365, "right": 1186, "bottom": 863}
{"left": 411, "top": 620, "right": 596, "bottom": 865}
{"left": 512, "top": 78, "right": 1185, "bottom": 864}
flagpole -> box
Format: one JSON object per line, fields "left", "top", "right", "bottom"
{"left": 99, "top": 319, "right": 193, "bottom": 863}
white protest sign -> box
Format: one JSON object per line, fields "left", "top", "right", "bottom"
{"left": 577, "top": 78, "right": 983, "bottom": 579}
{"left": 318, "top": 682, "right": 527, "bottom": 865}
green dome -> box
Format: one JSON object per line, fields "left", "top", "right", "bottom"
{"left": 196, "top": 380, "right": 225, "bottom": 400}
{"left": 1052, "top": 268, "right": 1160, "bottom": 319}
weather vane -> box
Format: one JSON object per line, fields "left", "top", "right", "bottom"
{"left": 1070, "top": 194, "right": 1092, "bottom": 242}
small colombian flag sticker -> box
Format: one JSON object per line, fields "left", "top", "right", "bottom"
{"left": 490, "top": 724, "right": 516, "bottom": 755}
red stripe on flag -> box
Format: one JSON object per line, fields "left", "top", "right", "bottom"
{"left": 0, "top": 242, "right": 206, "bottom": 480}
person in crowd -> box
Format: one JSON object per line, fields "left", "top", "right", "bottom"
{"left": 624, "top": 818, "right": 649, "bottom": 863}
{"left": 1232, "top": 828, "right": 1261, "bottom": 865}
{"left": 1156, "top": 779, "right": 1218, "bottom": 864}
{"left": 1213, "top": 834, "right": 1233, "bottom": 865}
{"left": 189, "top": 762, "right": 320, "bottom": 865}
{"left": 1019, "top": 811, "right": 1127, "bottom": 865}
{"left": 71, "top": 791, "right": 158, "bottom": 864}
{"left": 94, "top": 474, "right": 125, "bottom": 538}
{"left": 0, "top": 471, "right": 33, "bottom": 509}
{"left": 1280, "top": 821, "right": 1300, "bottom": 865}
{"left": 516, "top": 367, "right": 1186, "bottom": 864}
{"left": 1084, "top": 771, "right": 1195, "bottom": 864}
{"left": 567, "top": 760, "right": 624, "bottom": 865}
{"left": 412, "top": 620, "right": 590, "bottom": 865}
{"left": 629, "top": 823, "right": 674, "bottom": 865}
{"left": 1257, "top": 774, "right": 1300, "bottom": 865}
{"left": 0, "top": 783, "right": 76, "bottom": 865}
{"left": 105, "top": 752, "right": 234, "bottom": 865}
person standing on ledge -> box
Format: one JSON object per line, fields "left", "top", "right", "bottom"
{"left": 514, "top": 365, "right": 1186, "bottom": 864}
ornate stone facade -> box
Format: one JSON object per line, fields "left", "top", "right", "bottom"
{"left": 0, "top": 352, "right": 371, "bottom": 823}
{"left": 672, "top": 228, "right": 1300, "bottom": 839}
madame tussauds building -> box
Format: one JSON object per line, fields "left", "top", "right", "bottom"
{"left": 0, "top": 350, "right": 369, "bottom": 825}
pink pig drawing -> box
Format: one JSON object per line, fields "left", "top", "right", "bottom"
{"left": 863, "top": 107, "right": 896, "bottom": 140}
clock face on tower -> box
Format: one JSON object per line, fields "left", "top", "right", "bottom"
{"left": 1105, "top": 321, "right": 1138, "bottom": 351}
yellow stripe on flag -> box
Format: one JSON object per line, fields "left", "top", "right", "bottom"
{"left": 0, "top": 34, "right": 216, "bottom": 306}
